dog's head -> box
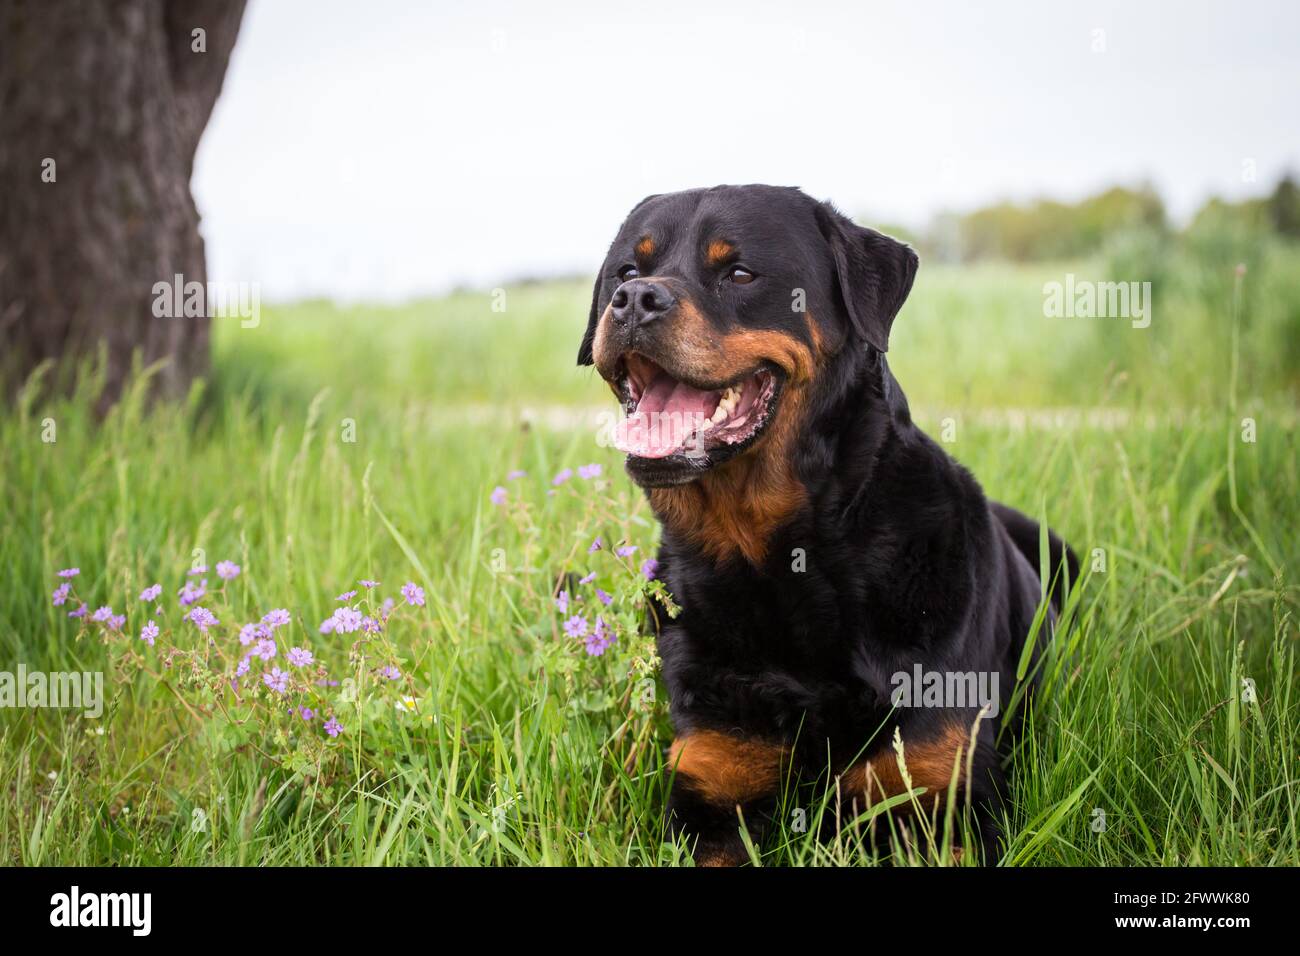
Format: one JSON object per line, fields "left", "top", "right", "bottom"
{"left": 579, "top": 185, "right": 917, "bottom": 489}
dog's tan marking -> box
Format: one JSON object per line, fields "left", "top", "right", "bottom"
{"left": 839, "top": 722, "right": 970, "bottom": 807}
{"left": 592, "top": 289, "right": 825, "bottom": 564}
{"left": 706, "top": 239, "right": 735, "bottom": 266}
{"left": 669, "top": 730, "right": 786, "bottom": 806}
{"left": 805, "top": 311, "right": 827, "bottom": 357}
{"left": 649, "top": 445, "right": 806, "bottom": 566}
{"left": 635, "top": 235, "right": 655, "bottom": 258}
{"left": 594, "top": 290, "right": 820, "bottom": 388}
{"left": 648, "top": 316, "right": 819, "bottom": 564}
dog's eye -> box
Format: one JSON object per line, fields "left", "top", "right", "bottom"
{"left": 727, "top": 266, "right": 756, "bottom": 285}
{"left": 617, "top": 265, "right": 640, "bottom": 282}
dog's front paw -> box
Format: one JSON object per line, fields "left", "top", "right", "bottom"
{"left": 690, "top": 832, "right": 750, "bottom": 867}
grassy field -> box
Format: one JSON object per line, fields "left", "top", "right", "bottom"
{"left": 1, "top": 242, "right": 1297, "bottom": 866}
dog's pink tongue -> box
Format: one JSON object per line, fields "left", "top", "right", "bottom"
{"left": 615, "top": 372, "right": 717, "bottom": 458}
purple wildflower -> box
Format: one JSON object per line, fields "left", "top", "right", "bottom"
{"left": 91, "top": 606, "right": 113, "bottom": 623}
{"left": 188, "top": 565, "right": 208, "bottom": 576}
{"left": 139, "top": 583, "right": 162, "bottom": 602}
{"left": 57, "top": 568, "right": 80, "bottom": 579}
{"left": 641, "top": 558, "right": 659, "bottom": 581}
{"left": 299, "top": 706, "right": 314, "bottom": 721}
{"left": 287, "top": 647, "right": 314, "bottom": 667}
{"left": 379, "top": 665, "right": 400, "bottom": 680}
{"left": 235, "top": 656, "right": 251, "bottom": 677}
{"left": 319, "top": 617, "right": 336, "bottom": 635}
{"left": 324, "top": 716, "right": 343, "bottom": 737}
{"left": 216, "top": 560, "right": 241, "bottom": 581}
{"left": 51, "top": 583, "right": 70, "bottom": 606}
{"left": 490, "top": 485, "right": 507, "bottom": 505}
{"left": 578, "top": 572, "right": 596, "bottom": 585}
{"left": 552, "top": 468, "right": 573, "bottom": 486}
{"left": 178, "top": 579, "right": 207, "bottom": 607}
{"left": 187, "top": 607, "right": 219, "bottom": 631}
{"left": 263, "top": 668, "right": 289, "bottom": 694}
{"left": 261, "top": 608, "right": 291, "bottom": 629}
{"left": 108, "top": 615, "right": 126, "bottom": 631}
{"left": 336, "top": 590, "right": 357, "bottom": 602}
{"left": 507, "top": 469, "right": 527, "bottom": 480}
{"left": 596, "top": 588, "right": 613, "bottom": 606}
{"left": 578, "top": 463, "right": 603, "bottom": 479}
{"left": 555, "top": 589, "right": 569, "bottom": 614}
{"left": 253, "top": 637, "right": 277, "bottom": 660}
{"left": 359, "top": 579, "right": 380, "bottom": 589}
{"left": 238, "top": 623, "right": 266, "bottom": 646}
{"left": 563, "top": 615, "right": 589, "bottom": 639}
{"left": 401, "top": 582, "right": 426, "bottom": 607}
{"left": 362, "top": 616, "right": 382, "bottom": 634}
{"left": 68, "top": 602, "right": 88, "bottom": 619}
{"left": 330, "top": 607, "right": 363, "bottom": 633}
{"left": 588, "top": 537, "right": 602, "bottom": 553}
{"left": 140, "top": 621, "right": 159, "bottom": 647}
{"left": 616, "top": 545, "right": 638, "bottom": 558}
{"left": 584, "top": 616, "right": 615, "bottom": 657}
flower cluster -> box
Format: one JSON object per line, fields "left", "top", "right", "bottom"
{"left": 48, "top": 563, "right": 431, "bottom": 753}
{"left": 553, "top": 535, "right": 657, "bottom": 657}
{"left": 48, "top": 457, "right": 674, "bottom": 780}
{"left": 485, "top": 461, "right": 675, "bottom": 726}
{"left": 490, "top": 462, "right": 608, "bottom": 508}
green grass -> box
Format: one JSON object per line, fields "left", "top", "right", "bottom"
{"left": 1, "top": 243, "right": 1297, "bottom": 866}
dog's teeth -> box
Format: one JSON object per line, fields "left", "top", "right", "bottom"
{"left": 710, "top": 404, "right": 728, "bottom": 423}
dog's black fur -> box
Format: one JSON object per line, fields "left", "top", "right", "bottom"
{"left": 578, "top": 185, "right": 1077, "bottom": 865}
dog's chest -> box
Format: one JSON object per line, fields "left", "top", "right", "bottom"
{"left": 657, "top": 554, "right": 886, "bottom": 741}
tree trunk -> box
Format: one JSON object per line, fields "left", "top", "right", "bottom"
{"left": 0, "top": 0, "right": 246, "bottom": 406}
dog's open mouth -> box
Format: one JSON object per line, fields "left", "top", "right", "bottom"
{"left": 612, "top": 353, "right": 782, "bottom": 460}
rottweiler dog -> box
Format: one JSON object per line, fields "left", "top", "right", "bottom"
{"left": 577, "top": 184, "right": 1077, "bottom": 866}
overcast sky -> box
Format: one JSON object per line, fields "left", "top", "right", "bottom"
{"left": 195, "top": 0, "right": 1300, "bottom": 302}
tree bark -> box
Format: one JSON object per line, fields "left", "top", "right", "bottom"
{"left": 0, "top": 0, "right": 246, "bottom": 405}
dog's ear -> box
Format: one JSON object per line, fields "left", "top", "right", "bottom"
{"left": 815, "top": 202, "right": 918, "bottom": 353}
{"left": 576, "top": 271, "right": 601, "bottom": 366}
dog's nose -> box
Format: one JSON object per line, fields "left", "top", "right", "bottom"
{"left": 611, "top": 278, "right": 675, "bottom": 326}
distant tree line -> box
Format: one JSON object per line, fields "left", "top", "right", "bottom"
{"left": 881, "top": 173, "right": 1300, "bottom": 264}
